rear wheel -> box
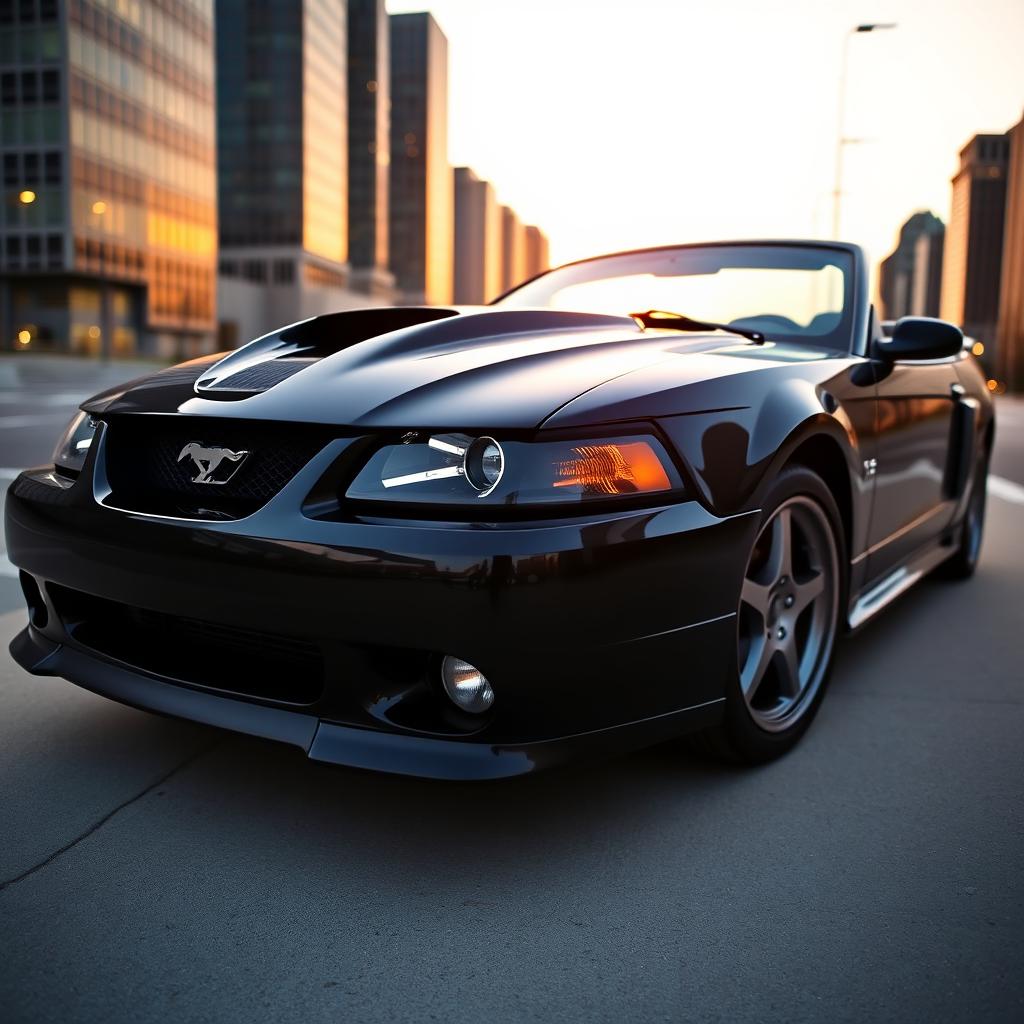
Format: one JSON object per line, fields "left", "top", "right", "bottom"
{"left": 697, "top": 467, "right": 845, "bottom": 762}
{"left": 939, "top": 453, "right": 988, "bottom": 580}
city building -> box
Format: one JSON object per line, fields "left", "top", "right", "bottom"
{"left": 216, "top": 0, "right": 359, "bottom": 348}
{"left": 911, "top": 227, "right": 945, "bottom": 319}
{"left": 878, "top": 211, "right": 944, "bottom": 320}
{"left": 940, "top": 133, "right": 1010, "bottom": 352}
{"left": 388, "top": 11, "right": 452, "bottom": 305}
{"left": 499, "top": 204, "right": 526, "bottom": 294}
{"left": 347, "top": 0, "right": 393, "bottom": 299}
{"left": 452, "top": 166, "right": 501, "bottom": 304}
{"left": 996, "top": 111, "right": 1024, "bottom": 391}
{"left": 1, "top": 0, "right": 217, "bottom": 357}
{"left": 524, "top": 224, "right": 550, "bottom": 278}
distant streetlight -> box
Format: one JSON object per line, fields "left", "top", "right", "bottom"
{"left": 832, "top": 22, "right": 897, "bottom": 239}
{"left": 18, "top": 189, "right": 36, "bottom": 204}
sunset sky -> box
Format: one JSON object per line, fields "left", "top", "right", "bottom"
{"left": 387, "top": 0, "right": 1024, "bottom": 272}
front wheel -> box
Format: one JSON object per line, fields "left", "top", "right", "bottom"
{"left": 696, "top": 467, "right": 845, "bottom": 763}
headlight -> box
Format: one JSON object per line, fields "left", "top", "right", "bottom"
{"left": 345, "top": 432, "right": 679, "bottom": 506}
{"left": 52, "top": 410, "right": 97, "bottom": 475}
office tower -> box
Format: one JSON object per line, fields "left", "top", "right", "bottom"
{"left": 910, "top": 227, "right": 944, "bottom": 318}
{"left": 524, "top": 225, "right": 550, "bottom": 278}
{"left": 996, "top": 112, "right": 1024, "bottom": 390}
{"left": 500, "top": 204, "right": 527, "bottom": 294}
{"left": 217, "top": 0, "right": 355, "bottom": 346}
{"left": 878, "top": 211, "right": 944, "bottom": 320}
{"left": 389, "top": 11, "right": 451, "bottom": 305}
{"left": 347, "top": 0, "right": 393, "bottom": 297}
{"left": 941, "top": 133, "right": 1010, "bottom": 348}
{"left": 0, "top": 0, "right": 217, "bottom": 357}
{"left": 453, "top": 166, "right": 501, "bottom": 304}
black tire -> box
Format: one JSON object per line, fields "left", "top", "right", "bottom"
{"left": 938, "top": 453, "right": 988, "bottom": 581}
{"left": 694, "top": 466, "right": 847, "bottom": 764}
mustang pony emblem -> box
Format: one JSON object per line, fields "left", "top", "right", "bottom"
{"left": 177, "top": 442, "right": 250, "bottom": 485}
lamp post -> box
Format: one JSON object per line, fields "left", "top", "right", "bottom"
{"left": 832, "top": 22, "right": 897, "bottom": 240}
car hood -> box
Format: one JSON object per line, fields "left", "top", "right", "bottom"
{"left": 84, "top": 307, "right": 823, "bottom": 430}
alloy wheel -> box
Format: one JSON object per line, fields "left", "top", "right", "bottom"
{"left": 737, "top": 496, "right": 840, "bottom": 733}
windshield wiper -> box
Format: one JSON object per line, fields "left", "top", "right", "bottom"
{"left": 630, "top": 309, "right": 766, "bottom": 345}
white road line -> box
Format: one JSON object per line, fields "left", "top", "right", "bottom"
{"left": 989, "top": 475, "right": 1024, "bottom": 506}
{"left": 0, "top": 468, "right": 22, "bottom": 480}
{"left": 0, "top": 413, "right": 69, "bottom": 428}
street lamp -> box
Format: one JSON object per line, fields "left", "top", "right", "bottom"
{"left": 832, "top": 22, "right": 897, "bottom": 240}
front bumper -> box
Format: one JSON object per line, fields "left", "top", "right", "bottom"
{"left": 5, "top": 442, "right": 757, "bottom": 778}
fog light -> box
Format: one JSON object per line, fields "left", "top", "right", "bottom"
{"left": 440, "top": 656, "right": 494, "bottom": 714}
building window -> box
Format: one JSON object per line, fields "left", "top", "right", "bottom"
{"left": 20, "top": 69, "right": 36, "bottom": 103}
{"left": 43, "top": 150, "right": 59, "bottom": 183}
{"left": 219, "top": 259, "right": 237, "bottom": 277}
{"left": 272, "top": 259, "right": 294, "bottom": 283}
{"left": 242, "top": 259, "right": 266, "bottom": 282}
{"left": 41, "top": 69, "right": 58, "bottom": 102}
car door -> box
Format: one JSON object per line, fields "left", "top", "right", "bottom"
{"left": 865, "top": 357, "right": 960, "bottom": 582}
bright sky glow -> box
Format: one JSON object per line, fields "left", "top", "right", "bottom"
{"left": 387, "top": 0, "right": 1024, "bottom": 276}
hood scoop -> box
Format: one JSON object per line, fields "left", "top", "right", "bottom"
{"left": 196, "top": 307, "right": 460, "bottom": 398}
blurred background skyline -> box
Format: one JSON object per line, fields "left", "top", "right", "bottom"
{"left": 391, "top": 0, "right": 1024, "bottom": 267}
{"left": 1, "top": 0, "right": 1023, "bottom": 388}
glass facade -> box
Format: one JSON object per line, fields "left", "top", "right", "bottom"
{"left": 1, "top": 0, "right": 216, "bottom": 355}
{"left": 389, "top": 11, "right": 451, "bottom": 305}
{"left": 347, "top": 0, "right": 388, "bottom": 274}
{"left": 217, "top": 0, "right": 346, "bottom": 266}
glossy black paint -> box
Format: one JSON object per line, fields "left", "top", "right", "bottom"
{"left": 5, "top": 240, "right": 994, "bottom": 779}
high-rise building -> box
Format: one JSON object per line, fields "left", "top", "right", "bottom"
{"left": 388, "top": 11, "right": 451, "bottom": 305}
{"left": 347, "top": 0, "right": 393, "bottom": 298}
{"left": 997, "top": 112, "right": 1024, "bottom": 391}
{"left": 878, "top": 211, "right": 944, "bottom": 320}
{"left": 453, "top": 167, "right": 501, "bottom": 304}
{"left": 911, "top": 228, "right": 944, "bottom": 319}
{"left": 941, "top": 133, "right": 1010, "bottom": 349}
{"left": 499, "top": 204, "right": 526, "bottom": 294}
{"left": 216, "top": 0, "right": 358, "bottom": 347}
{"left": 524, "top": 225, "right": 550, "bottom": 279}
{"left": 0, "top": 0, "right": 217, "bottom": 357}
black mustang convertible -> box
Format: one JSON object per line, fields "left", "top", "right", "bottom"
{"left": 6, "top": 241, "right": 993, "bottom": 778}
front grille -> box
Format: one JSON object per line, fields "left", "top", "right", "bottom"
{"left": 49, "top": 585, "right": 324, "bottom": 706}
{"left": 102, "top": 415, "right": 334, "bottom": 519}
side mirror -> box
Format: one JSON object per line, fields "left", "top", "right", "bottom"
{"left": 876, "top": 316, "right": 963, "bottom": 362}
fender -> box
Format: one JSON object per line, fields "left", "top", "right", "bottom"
{"left": 656, "top": 366, "right": 876, "bottom": 561}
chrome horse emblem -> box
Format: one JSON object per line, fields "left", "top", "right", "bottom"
{"left": 177, "top": 442, "right": 250, "bottom": 485}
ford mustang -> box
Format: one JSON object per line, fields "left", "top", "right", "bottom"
{"left": 5, "top": 241, "right": 994, "bottom": 779}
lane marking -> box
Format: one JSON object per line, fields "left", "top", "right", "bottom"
{"left": 0, "top": 468, "right": 23, "bottom": 480}
{"left": 989, "top": 475, "right": 1024, "bottom": 506}
{"left": 0, "top": 392, "right": 87, "bottom": 405}
{"left": 0, "top": 413, "right": 69, "bottom": 428}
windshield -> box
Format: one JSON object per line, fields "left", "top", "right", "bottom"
{"left": 495, "top": 244, "right": 854, "bottom": 350}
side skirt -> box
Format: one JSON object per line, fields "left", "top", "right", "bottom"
{"left": 847, "top": 539, "right": 955, "bottom": 631}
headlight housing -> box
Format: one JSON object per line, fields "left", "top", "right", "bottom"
{"left": 345, "top": 432, "right": 679, "bottom": 507}
{"left": 52, "top": 410, "right": 97, "bottom": 476}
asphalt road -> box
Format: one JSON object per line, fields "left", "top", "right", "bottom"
{"left": 1, "top": 355, "right": 1022, "bottom": 1023}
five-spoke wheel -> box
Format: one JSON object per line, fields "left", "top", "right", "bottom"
{"left": 737, "top": 495, "right": 840, "bottom": 732}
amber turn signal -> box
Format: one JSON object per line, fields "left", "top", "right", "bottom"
{"left": 553, "top": 441, "right": 672, "bottom": 495}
